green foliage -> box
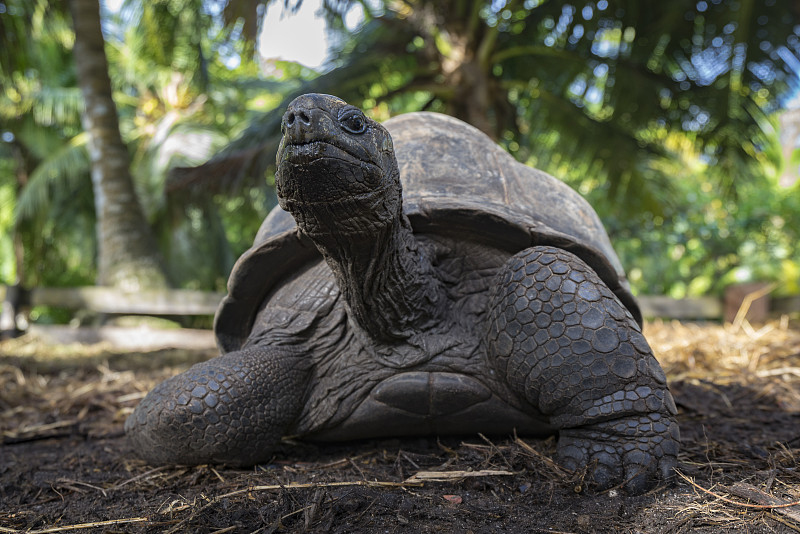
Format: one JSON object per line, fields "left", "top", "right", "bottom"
{"left": 111, "top": 1, "right": 287, "bottom": 291}
{"left": 544, "top": 118, "right": 800, "bottom": 297}
{"left": 1, "top": 0, "right": 798, "bottom": 304}
{"left": 172, "top": 0, "right": 800, "bottom": 300}
{"left": 196, "top": 1, "right": 800, "bottom": 215}
{"left": 0, "top": 158, "right": 16, "bottom": 284}
{"left": 1, "top": 0, "right": 289, "bottom": 292}
{"left": 0, "top": 0, "right": 92, "bottom": 287}
{"left": 588, "top": 157, "right": 800, "bottom": 298}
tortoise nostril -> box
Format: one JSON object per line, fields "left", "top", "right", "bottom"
{"left": 283, "top": 109, "right": 312, "bottom": 132}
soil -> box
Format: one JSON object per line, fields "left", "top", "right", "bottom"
{"left": 2, "top": 320, "right": 800, "bottom": 534}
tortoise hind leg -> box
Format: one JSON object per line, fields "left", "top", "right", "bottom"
{"left": 486, "top": 246, "right": 679, "bottom": 494}
{"left": 125, "top": 346, "right": 310, "bottom": 466}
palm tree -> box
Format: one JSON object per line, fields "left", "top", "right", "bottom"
{"left": 68, "top": 0, "right": 169, "bottom": 289}
{"left": 175, "top": 0, "right": 800, "bottom": 215}
{"left": 2, "top": 0, "right": 287, "bottom": 291}
{"left": 2, "top": 0, "right": 290, "bottom": 292}
{"left": 112, "top": 0, "right": 293, "bottom": 288}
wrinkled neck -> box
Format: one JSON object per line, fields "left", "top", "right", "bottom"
{"left": 312, "top": 215, "right": 443, "bottom": 342}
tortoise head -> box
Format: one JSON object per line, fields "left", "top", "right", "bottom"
{"left": 276, "top": 93, "right": 402, "bottom": 240}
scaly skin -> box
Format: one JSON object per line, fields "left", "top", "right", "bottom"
{"left": 124, "top": 346, "right": 310, "bottom": 466}
{"left": 486, "top": 246, "right": 679, "bottom": 492}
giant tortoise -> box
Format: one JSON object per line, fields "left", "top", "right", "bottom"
{"left": 126, "top": 93, "right": 679, "bottom": 494}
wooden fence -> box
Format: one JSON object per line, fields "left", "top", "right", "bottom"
{"left": 0, "top": 285, "right": 225, "bottom": 349}
{"left": 1, "top": 284, "right": 798, "bottom": 345}
{"left": 12, "top": 286, "right": 225, "bottom": 316}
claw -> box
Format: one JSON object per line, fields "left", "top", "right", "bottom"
{"left": 556, "top": 416, "right": 679, "bottom": 494}
{"left": 486, "top": 245, "right": 680, "bottom": 494}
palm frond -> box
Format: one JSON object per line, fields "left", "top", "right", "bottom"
{"left": 29, "top": 87, "right": 84, "bottom": 129}
{"left": 132, "top": 119, "right": 230, "bottom": 218}
{"left": 169, "top": 0, "right": 800, "bottom": 216}
{"left": 168, "top": 14, "right": 425, "bottom": 193}
{"left": 15, "top": 133, "right": 90, "bottom": 223}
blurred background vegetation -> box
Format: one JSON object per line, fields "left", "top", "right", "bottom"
{"left": 1, "top": 0, "right": 799, "bottom": 322}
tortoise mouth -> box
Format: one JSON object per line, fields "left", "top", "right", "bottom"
{"left": 278, "top": 187, "right": 397, "bottom": 240}
{"left": 277, "top": 139, "right": 385, "bottom": 206}
{"left": 280, "top": 139, "right": 378, "bottom": 170}
{"left": 280, "top": 186, "right": 388, "bottom": 207}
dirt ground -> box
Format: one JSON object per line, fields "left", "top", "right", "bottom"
{"left": 2, "top": 319, "right": 800, "bottom": 534}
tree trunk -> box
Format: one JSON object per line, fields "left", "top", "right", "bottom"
{"left": 450, "top": 59, "right": 495, "bottom": 137}
{"left": 435, "top": 7, "right": 500, "bottom": 140}
{"left": 69, "top": 0, "right": 168, "bottom": 290}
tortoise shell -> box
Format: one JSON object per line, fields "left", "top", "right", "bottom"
{"left": 215, "top": 112, "right": 639, "bottom": 353}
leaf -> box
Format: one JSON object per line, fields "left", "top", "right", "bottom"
{"left": 15, "top": 133, "right": 90, "bottom": 224}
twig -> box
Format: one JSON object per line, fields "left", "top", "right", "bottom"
{"left": 399, "top": 451, "right": 421, "bottom": 470}
{"left": 353, "top": 496, "right": 379, "bottom": 522}
{"left": 677, "top": 470, "right": 800, "bottom": 510}
{"left": 304, "top": 488, "right": 326, "bottom": 529}
{"left": 247, "top": 479, "right": 419, "bottom": 493}
{"left": 281, "top": 504, "right": 312, "bottom": 522}
{"left": 277, "top": 451, "right": 376, "bottom": 472}
{"left": 730, "top": 283, "right": 777, "bottom": 332}
{"left": 109, "top": 465, "right": 172, "bottom": 490}
{"left": 2, "top": 420, "right": 78, "bottom": 444}
{"left": 163, "top": 479, "right": 422, "bottom": 534}
{"left": 349, "top": 457, "right": 367, "bottom": 480}
{"left": 11, "top": 420, "right": 77, "bottom": 435}
{"left": 755, "top": 367, "right": 800, "bottom": 378}
{"left": 727, "top": 482, "right": 800, "bottom": 523}
{"left": 767, "top": 513, "right": 800, "bottom": 533}
{"left": 478, "top": 433, "right": 513, "bottom": 469}
{"left": 210, "top": 466, "right": 225, "bottom": 483}
{"left": 513, "top": 434, "right": 568, "bottom": 476}
{"left": 404, "top": 469, "right": 515, "bottom": 483}
{"left": 0, "top": 517, "right": 149, "bottom": 533}
{"left": 55, "top": 479, "right": 108, "bottom": 497}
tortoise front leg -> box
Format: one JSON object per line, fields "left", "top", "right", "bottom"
{"left": 125, "top": 346, "right": 310, "bottom": 466}
{"left": 486, "top": 246, "right": 679, "bottom": 494}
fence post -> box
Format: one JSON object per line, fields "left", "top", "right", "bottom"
{"left": 724, "top": 282, "right": 773, "bottom": 324}
{"left": 0, "top": 285, "right": 28, "bottom": 339}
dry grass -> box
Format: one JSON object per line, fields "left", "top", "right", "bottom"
{"left": 647, "top": 318, "right": 800, "bottom": 382}
{"left": 0, "top": 334, "right": 212, "bottom": 444}
{"left": 647, "top": 317, "right": 800, "bottom": 532}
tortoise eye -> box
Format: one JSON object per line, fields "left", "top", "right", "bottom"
{"left": 339, "top": 109, "right": 367, "bottom": 134}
